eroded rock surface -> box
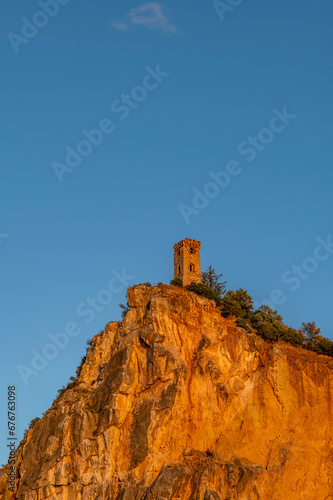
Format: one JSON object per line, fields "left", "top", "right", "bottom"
{"left": 1, "top": 284, "right": 333, "bottom": 499}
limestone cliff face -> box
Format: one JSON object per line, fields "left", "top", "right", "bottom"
{"left": 1, "top": 284, "right": 333, "bottom": 499}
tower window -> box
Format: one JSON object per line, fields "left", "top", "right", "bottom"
{"left": 190, "top": 264, "right": 195, "bottom": 272}
{"left": 190, "top": 248, "right": 194, "bottom": 254}
{"left": 178, "top": 265, "right": 181, "bottom": 274}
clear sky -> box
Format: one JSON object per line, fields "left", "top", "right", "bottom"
{"left": 1, "top": 0, "right": 332, "bottom": 465}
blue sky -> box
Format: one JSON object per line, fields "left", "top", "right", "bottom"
{"left": 1, "top": 0, "right": 332, "bottom": 464}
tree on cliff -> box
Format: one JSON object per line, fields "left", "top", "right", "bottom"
{"left": 221, "top": 288, "right": 253, "bottom": 318}
{"left": 313, "top": 336, "right": 333, "bottom": 356}
{"left": 201, "top": 266, "right": 227, "bottom": 297}
{"left": 242, "top": 305, "right": 303, "bottom": 345}
{"left": 279, "top": 327, "right": 303, "bottom": 347}
{"left": 301, "top": 321, "right": 321, "bottom": 350}
{"left": 249, "top": 305, "right": 285, "bottom": 341}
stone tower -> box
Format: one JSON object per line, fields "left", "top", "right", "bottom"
{"left": 174, "top": 238, "right": 201, "bottom": 287}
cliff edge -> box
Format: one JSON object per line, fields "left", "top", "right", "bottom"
{"left": 1, "top": 284, "right": 333, "bottom": 499}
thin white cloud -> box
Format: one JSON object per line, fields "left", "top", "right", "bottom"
{"left": 110, "top": 21, "right": 129, "bottom": 33}
{"left": 111, "top": 3, "right": 177, "bottom": 34}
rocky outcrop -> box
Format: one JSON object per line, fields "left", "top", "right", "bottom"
{"left": 1, "top": 284, "right": 333, "bottom": 499}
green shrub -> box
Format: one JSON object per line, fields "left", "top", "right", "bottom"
{"left": 186, "top": 282, "right": 222, "bottom": 307}
{"left": 170, "top": 278, "right": 183, "bottom": 287}
{"left": 221, "top": 289, "right": 253, "bottom": 319}
{"left": 313, "top": 336, "right": 333, "bottom": 356}
{"left": 236, "top": 318, "right": 253, "bottom": 333}
{"left": 57, "top": 376, "right": 77, "bottom": 397}
{"left": 280, "top": 327, "right": 303, "bottom": 347}
{"left": 84, "top": 339, "right": 95, "bottom": 355}
{"left": 28, "top": 417, "right": 40, "bottom": 430}
{"left": 119, "top": 302, "right": 130, "bottom": 319}
{"left": 57, "top": 386, "right": 66, "bottom": 396}
{"left": 249, "top": 305, "right": 284, "bottom": 341}
{"left": 76, "top": 355, "right": 87, "bottom": 377}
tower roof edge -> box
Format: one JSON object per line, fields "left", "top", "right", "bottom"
{"left": 173, "top": 238, "right": 201, "bottom": 251}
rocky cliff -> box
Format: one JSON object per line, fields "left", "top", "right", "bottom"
{"left": 1, "top": 284, "right": 333, "bottom": 499}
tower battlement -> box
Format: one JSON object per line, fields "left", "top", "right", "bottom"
{"left": 173, "top": 238, "right": 201, "bottom": 286}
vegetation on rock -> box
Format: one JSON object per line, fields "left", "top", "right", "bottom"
{"left": 119, "top": 301, "right": 130, "bottom": 318}
{"left": 201, "top": 265, "right": 227, "bottom": 297}
{"left": 221, "top": 289, "right": 253, "bottom": 318}
{"left": 186, "top": 282, "right": 222, "bottom": 307}
{"left": 170, "top": 278, "right": 183, "bottom": 287}
{"left": 28, "top": 417, "right": 40, "bottom": 430}
{"left": 184, "top": 269, "right": 333, "bottom": 358}
{"left": 57, "top": 376, "right": 77, "bottom": 397}
{"left": 236, "top": 318, "right": 253, "bottom": 333}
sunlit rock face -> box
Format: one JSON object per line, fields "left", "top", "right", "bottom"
{"left": 1, "top": 284, "right": 333, "bottom": 499}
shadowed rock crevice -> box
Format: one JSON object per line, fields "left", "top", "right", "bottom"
{"left": 130, "top": 399, "right": 154, "bottom": 468}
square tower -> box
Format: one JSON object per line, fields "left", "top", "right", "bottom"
{"left": 174, "top": 238, "right": 201, "bottom": 287}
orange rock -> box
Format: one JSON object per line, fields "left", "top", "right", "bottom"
{"left": 1, "top": 284, "right": 333, "bottom": 499}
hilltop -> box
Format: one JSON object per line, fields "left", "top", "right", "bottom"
{"left": 1, "top": 284, "right": 333, "bottom": 499}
